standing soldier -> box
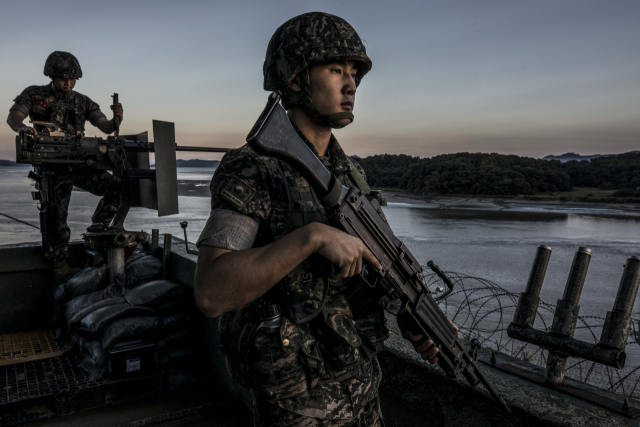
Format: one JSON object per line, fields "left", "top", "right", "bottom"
{"left": 6, "top": 51, "right": 124, "bottom": 282}
{"left": 194, "top": 12, "right": 440, "bottom": 426}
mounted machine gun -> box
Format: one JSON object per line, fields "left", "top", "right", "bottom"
{"left": 15, "top": 94, "right": 228, "bottom": 283}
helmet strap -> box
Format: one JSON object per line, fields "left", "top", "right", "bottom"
{"left": 281, "top": 69, "right": 354, "bottom": 129}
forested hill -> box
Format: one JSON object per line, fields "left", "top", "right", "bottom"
{"left": 563, "top": 152, "right": 640, "bottom": 190}
{"left": 356, "top": 152, "right": 640, "bottom": 196}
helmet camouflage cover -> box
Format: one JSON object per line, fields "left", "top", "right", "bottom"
{"left": 44, "top": 51, "right": 83, "bottom": 79}
{"left": 263, "top": 12, "right": 372, "bottom": 91}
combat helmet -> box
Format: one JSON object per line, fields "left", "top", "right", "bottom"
{"left": 44, "top": 51, "right": 83, "bottom": 79}
{"left": 264, "top": 12, "right": 371, "bottom": 128}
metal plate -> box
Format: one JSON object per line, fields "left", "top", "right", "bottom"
{"left": 479, "top": 356, "right": 640, "bottom": 418}
{"left": 0, "top": 330, "right": 67, "bottom": 367}
{"left": 152, "top": 121, "right": 179, "bottom": 217}
{"left": 121, "top": 131, "right": 158, "bottom": 210}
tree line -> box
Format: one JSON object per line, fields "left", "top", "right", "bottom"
{"left": 356, "top": 152, "right": 640, "bottom": 196}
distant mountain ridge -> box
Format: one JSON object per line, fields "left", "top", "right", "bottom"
{"left": 543, "top": 151, "right": 640, "bottom": 162}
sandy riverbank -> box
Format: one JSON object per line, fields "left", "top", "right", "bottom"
{"left": 177, "top": 181, "right": 640, "bottom": 217}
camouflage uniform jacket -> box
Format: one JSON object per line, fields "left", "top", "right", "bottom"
{"left": 203, "top": 125, "right": 389, "bottom": 419}
{"left": 11, "top": 83, "right": 106, "bottom": 133}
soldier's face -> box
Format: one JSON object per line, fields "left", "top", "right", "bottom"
{"left": 308, "top": 60, "right": 358, "bottom": 127}
{"left": 52, "top": 77, "right": 76, "bottom": 93}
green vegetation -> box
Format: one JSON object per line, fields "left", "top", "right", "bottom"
{"left": 356, "top": 152, "right": 640, "bottom": 202}
{"left": 563, "top": 152, "right": 640, "bottom": 190}
{"left": 358, "top": 153, "right": 571, "bottom": 195}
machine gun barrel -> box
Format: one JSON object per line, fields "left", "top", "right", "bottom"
{"left": 247, "top": 92, "right": 511, "bottom": 413}
{"left": 16, "top": 132, "right": 230, "bottom": 168}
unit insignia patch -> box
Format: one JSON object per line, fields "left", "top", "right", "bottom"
{"left": 219, "top": 177, "right": 256, "bottom": 208}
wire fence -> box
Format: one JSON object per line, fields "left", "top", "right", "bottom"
{"left": 424, "top": 270, "right": 640, "bottom": 399}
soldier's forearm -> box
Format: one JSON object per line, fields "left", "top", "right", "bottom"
{"left": 7, "top": 111, "right": 26, "bottom": 132}
{"left": 96, "top": 117, "right": 122, "bottom": 134}
{"left": 194, "top": 223, "right": 323, "bottom": 318}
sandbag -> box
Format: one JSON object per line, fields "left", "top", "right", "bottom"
{"left": 101, "top": 316, "right": 159, "bottom": 349}
{"left": 84, "top": 249, "right": 104, "bottom": 267}
{"left": 68, "top": 297, "right": 126, "bottom": 328}
{"left": 110, "top": 338, "right": 150, "bottom": 350}
{"left": 76, "top": 334, "right": 89, "bottom": 354}
{"left": 84, "top": 340, "right": 107, "bottom": 366}
{"left": 124, "top": 280, "right": 182, "bottom": 308}
{"left": 65, "top": 283, "right": 128, "bottom": 321}
{"left": 126, "top": 251, "right": 146, "bottom": 264}
{"left": 125, "top": 253, "right": 162, "bottom": 288}
{"left": 66, "top": 289, "right": 110, "bottom": 321}
{"left": 78, "top": 354, "right": 107, "bottom": 381}
{"left": 54, "top": 265, "right": 107, "bottom": 304}
{"left": 77, "top": 303, "right": 155, "bottom": 335}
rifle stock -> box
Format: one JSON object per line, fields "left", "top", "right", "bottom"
{"left": 247, "top": 93, "right": 511, "bottom": 413}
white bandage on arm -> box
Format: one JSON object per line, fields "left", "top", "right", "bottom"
{"left": 196, "top": 208, "right": 259, "bottom": 251}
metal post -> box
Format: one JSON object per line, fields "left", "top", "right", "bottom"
{"left": 151, "top": 229, "right": 159, "bottom": 255}
{"left": 107, "top": 247, "right": 125, "bottom": 285}
{"left": 545, "top": 247, "right": 591, "bottom": 385}
{"left": 512, "top": 245, "right": 552, "bottom": 328}
{"left": 162, "top": 233, "right": 172, "bottom": 279}
{"left": 600, "top": 255, "right": 640, "bottom": 349}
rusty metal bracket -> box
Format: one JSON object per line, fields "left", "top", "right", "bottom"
{"left": 479, "top": 356, "right": 640, "bottom": 418}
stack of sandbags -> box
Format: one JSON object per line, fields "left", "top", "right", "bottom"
{"left": 57, "top": 250, "right": 203, "bottom": 382}
{"left": 52, "top": 264, "right": 107, "bottom": 340}
{"left": 51, "top": 247, "right": 164, "bottom": 340}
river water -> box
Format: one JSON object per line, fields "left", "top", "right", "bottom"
{"left": 2, "top": 165, "right": 640, "bottom": 363}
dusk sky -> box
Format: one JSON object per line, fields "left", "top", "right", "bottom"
{"left": 1, "top": 0, "right": 638, "bottom": 161}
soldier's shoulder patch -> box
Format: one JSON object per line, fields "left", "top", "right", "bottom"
{"left": 218, "top": 177, "right": 257, "bottom": 209}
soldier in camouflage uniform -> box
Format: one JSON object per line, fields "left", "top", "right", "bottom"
{"left": 7, "top": 51, "right": 124, "bottom": 282}
{"left": 194, "top": 12, "right": 440, "bottom": 426}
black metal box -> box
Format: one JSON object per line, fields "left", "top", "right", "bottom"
{"left": 107, "top": 340, "right": 157, "bottom": 380}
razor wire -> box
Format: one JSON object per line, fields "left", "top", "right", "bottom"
{"left": 423, "top": 268, "right": 640, "bottom": 399}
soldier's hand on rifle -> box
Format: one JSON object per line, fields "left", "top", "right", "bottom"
{"left": 18, "top": 125, "right": 37, "bottom": 135}
{"left": 400, "top": 318, "right": 459, "bottom": 365}
{"left": 406, "top": 334, "right": 440, "bottom": 365}
{"left": 110, "top": 103, "right": 123, "bottom": 121}
{"left": 312, "top": 223, "right": 381, "bottom": 281}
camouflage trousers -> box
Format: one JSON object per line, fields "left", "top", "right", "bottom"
{"left": 254, "top": 392, "right": 384, "bottom": 427}
{"left": 252, "top": 358, "right": 385, "bottom": 427}
{"left": 50, "top": 168, "right": 121, "bottom": 260}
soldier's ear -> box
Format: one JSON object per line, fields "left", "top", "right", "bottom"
{"left": 287, "top": 75, "right": 303, "bottom": 94}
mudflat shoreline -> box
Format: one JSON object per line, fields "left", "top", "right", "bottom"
{"left": 384, "top": 191, "right": 640, "bottom": 216}
{"left": 177, "top": 181, "right": 640, "bottom": 217}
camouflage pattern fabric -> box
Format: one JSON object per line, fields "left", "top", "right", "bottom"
{"left": 263, "top": 12, "right": 372, "bottom": 91}
{"left": 50, "top": 168, "right": 121, "bottom": 260}
{"left": 205, "top": 124, "right": 363, "bottom": 248}
{"left": 11, "top": 83, "right": 106, "bottom": 134}
{"left": 205, "top": 123, "right": 389, "bottom": 423}
{"left": 44, "top": 51, "right": 83, "bottom": 79}
{"left": 253, "top": 360, "right": 385, "bottom": 426}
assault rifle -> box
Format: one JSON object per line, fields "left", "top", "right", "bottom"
{"left": 247, "top": 92, "right": 511, "bottom": 413}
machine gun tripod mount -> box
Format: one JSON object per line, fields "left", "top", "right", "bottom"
{"left": 17, "top": 103, "right": 228, "bottom": 284}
